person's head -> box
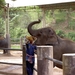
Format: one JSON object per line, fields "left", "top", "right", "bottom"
{"left": 26, "top": 36, "right": 37, "bottom": 44}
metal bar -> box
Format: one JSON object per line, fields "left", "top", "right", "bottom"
{"left": 0, "top": 48, "right": 22, "bottom": 51}
{"left": 0, "top": 62, "right": 22, "bottom": 66}
{"left": 33, "top": 68, "right": 37, "bottom": 72}
{"left": 45, "top": 57, "right": 63, "bottom": 65}
{"left": 0, "top": 71, "right": 22, "bottom": 75}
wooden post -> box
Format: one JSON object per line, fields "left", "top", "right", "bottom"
{"left": 22, "top": 45, "right": 27, "bottom": 75}
{"left": 20, "top": 37, "right": 23, "bottom": 49}
{"left": 42, "top": 8, "right": 46, "bottom": 27}
{"left": 6, "top": 34, "right": 11, "bottom": 53}
{"left": 5, "top": 3, "right": 9, "bottom": 35}
{"left": 63, "top": 53, "right": 75, "bottom": 75}
{"left": 37, "top": 46, "right": 53, "bottom": 75}
{"left": 5, "top": 3, "right": 11, "bottom": 54}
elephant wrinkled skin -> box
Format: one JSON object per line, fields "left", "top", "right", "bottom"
{"left": 27, "top": 19, "right": 75, "bottom": 68}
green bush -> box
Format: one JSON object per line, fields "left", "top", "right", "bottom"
{"left": 56, "top": 30, "right": 65, "bottom": 38}
{"left": 56, "top": 19, "right": 65, "bottom": 24}
{"left": 66, "top": 32, "right": 75, "bottom": 41}
{"left": 68, "top": 20, "right": 75, "bottom": 30}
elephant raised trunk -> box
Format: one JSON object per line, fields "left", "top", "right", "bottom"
{"left": 28, "top": 19, "right": 41, "bottom": 36}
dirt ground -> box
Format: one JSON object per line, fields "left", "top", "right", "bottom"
{"left": 0, "top": 51, "right": 63, "bottom": 75}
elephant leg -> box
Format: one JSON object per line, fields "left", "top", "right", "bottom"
{"left": 3, "top": 50, "right": 8, "bottom": 54}
{"left": 54, "top": 63, "right": 62, "bottom": 69}
{"left": 53, "top": 57, "right": 62, "bottom": 69}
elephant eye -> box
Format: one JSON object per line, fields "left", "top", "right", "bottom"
{"left": 49, "top": 30, "right": 51, "bottom": 32}
{"left": 40, "top": 31, "right": 42, "bottom": 34}
{"left": 37, "top": 34, "right": 41, "bottom": 37}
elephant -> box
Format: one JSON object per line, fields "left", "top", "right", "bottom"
{"left": 0, "top": 37, "right": 8, "bottom": 54}
{"left": 27, "top": 19, "right": 75, "bottom": 69}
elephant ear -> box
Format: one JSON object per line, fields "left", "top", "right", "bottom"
{"left": 36, "top": 30, "right": 43, "bottom": 37}
{"left": 45, "top": 35, "right": 58, "bottom": 45}
{"left": 48, "top": 28, "right": 56, "bottom": 37}
{"left": 46, "top": 28, "right": 59, "bottom": 45}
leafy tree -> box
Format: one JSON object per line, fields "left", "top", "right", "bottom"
{"left": 0, "top": 0, "right": 6, "bottom": 35}
{"left": 66, "top": 32, "right": 75, "bottom": 41}
{"left": 5, "top": 6, "right": 75, "bottom": 42}
{"left": 0, "top": 18, "right": 5, "bottom": 34}
{"left": 56, "top": 30, "right": 65, "bottom": 38}
{"left": 9, "top": 6, "right": 41, "bottom": 40}
{"left": 0, "top": 0, "right": 5, "bottom": 9}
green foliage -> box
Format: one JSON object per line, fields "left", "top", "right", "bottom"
{"left": 56, "top": 30, "right": 75, "bottom": 41}
{"left": 10, "top": 27, "right": 27, "bottom": 38}
{"left": 66, "top": 32, "right": 75, "bottom": 41}
{"left": 9, "top": 7, "right": 75, "bottom": 43}
{"left": 0, "top": 5, "right": 75, "bottom": 43}
{"left": 11, "top": 44, "right": 20, "bottom": 49}
{"left": 56, "top": 19, "right": 65, "bottom": 24}
{"left": 10, "top": 13, "right": 30, "bottom": 27}
{"left": 68, "top": 19, "right": 75, "bottom": 30}
{"left": 9, "top": 6, "right": 42, "bottom": 41}
{"left": 0, "top": 18, "right": 5, "bottom": 34}
{"left": 0, "top": 0, "right": 5, "bottom": 6}
{"left": 45, "top": 9, "right": 67, "bottom": 24}
{"left": 67, "top": 10, "right": 75, "bottom": 30}
{"left": 0, "top": 0, "right": 6, "bottom": 35}
{"left": 54, "top": 10, "right": 66, "bottom": 24}
{"left": 0, "top": 0, "right": 5, "bottom": 10}
{"left": 56, "top": 30, "right": 65, "bottom": 38}
{"left": 45, "top": 10, "right": 54, "bottom": 23}
{"left": 70, "top": 11, "right": 75, "bottom": 17}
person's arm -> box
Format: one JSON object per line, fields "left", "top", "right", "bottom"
{"left": 34, "top": 50, "right": 37, "bottom": 54}
{"left": 26, "top": 54, "right": 34, "bottom": 57}
{"left": 34, "top": 45, "right": 37, "bottom": 54}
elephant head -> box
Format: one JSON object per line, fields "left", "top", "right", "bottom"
{"left": 28, "top": 19, "right": 59, "bottom": 45}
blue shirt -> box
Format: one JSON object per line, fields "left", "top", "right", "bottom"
{"left": 26, "top": 43, "right": 37, "bottom": 63}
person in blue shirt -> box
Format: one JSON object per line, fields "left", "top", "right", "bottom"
{"left": 26, "top": 36, "right": 37, "bottom": 75}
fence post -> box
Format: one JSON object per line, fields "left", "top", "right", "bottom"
{"left": 37, "top": 46, "right": 53, "bottom": 75}
{"left": 63, "top": 53, "right": 75, "bottom": 75}
{"left": 22, "top": 45, "right": 27, "bottom": 75}
{"left": 20, "top": 37, "right": 23, "bottom": 49}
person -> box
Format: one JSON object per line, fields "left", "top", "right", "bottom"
{"left": 25, "top": 36, "right": 37, "bottom": 75}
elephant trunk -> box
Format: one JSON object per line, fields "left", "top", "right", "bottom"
{"left": 28, "top": 19, "right": 41, "bottom": 36}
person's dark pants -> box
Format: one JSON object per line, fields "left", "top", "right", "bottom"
{"left": 26, "top": 61, "right": 34, "bottom": 75}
